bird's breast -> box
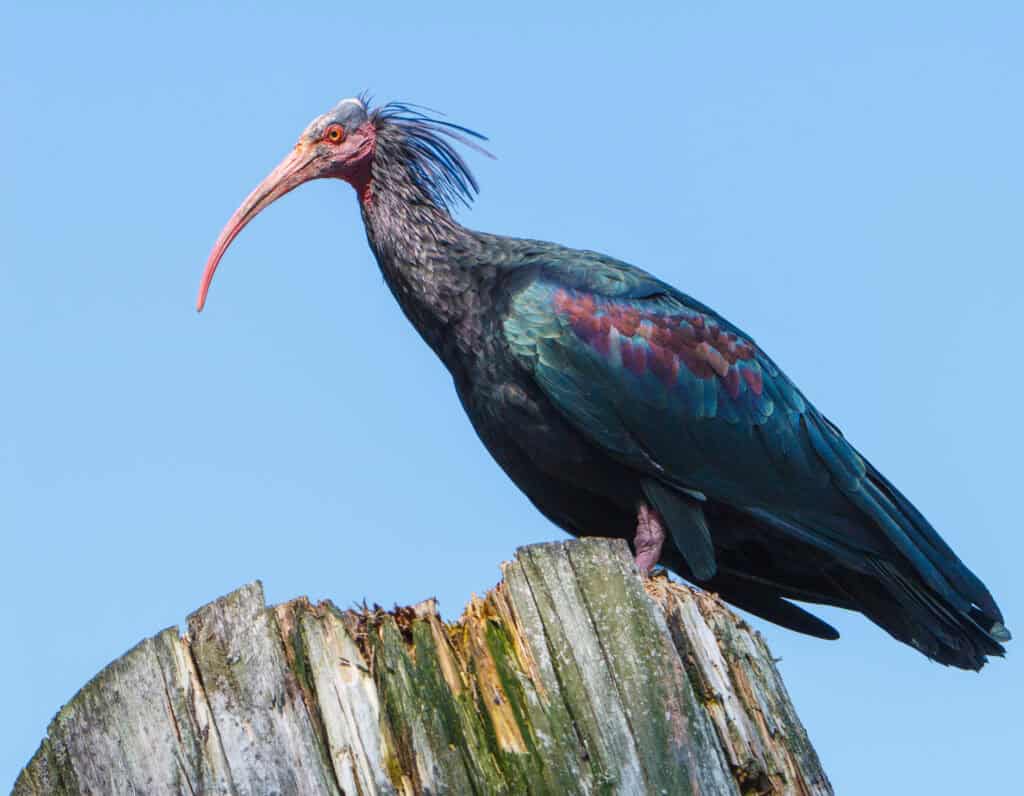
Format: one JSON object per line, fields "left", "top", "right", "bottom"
{"left": 455, "top": 357, "right": 637, "bottom": 515}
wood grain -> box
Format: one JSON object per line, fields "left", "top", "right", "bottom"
{"left": 13, "top": 539, "right": 832, "bottom": 795}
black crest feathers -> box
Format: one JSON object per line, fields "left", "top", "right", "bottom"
{"left": 370, "top": 100, "right": 494, "bottom": 212}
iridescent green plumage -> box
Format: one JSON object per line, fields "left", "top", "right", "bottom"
{"left": 498, "top": 252, "right": 1006, "bottom": 665}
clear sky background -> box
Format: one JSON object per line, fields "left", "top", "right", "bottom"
{"left": 4, "top": 2, "right": 1022, "bottom": 791}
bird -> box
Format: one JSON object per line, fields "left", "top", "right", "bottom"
{"left": 197, "top": 95, "right": 1009, "bottom": 670}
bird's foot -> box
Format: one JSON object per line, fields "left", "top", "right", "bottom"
{"left": 633, "top": 502, "right": 666, "bottom": 576}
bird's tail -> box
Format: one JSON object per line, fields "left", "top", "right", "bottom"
{"left": 828, "top": 560, "right": 1007, "bottom": 670}
{"left": 834, "top": 465, "right": 1009, "bottom": 670}
{"left": 798, "top": 411, "right": 1009, "bottom": 669}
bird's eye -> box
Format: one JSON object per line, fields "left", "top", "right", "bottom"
{"left": 325, "top": 124, "right": 345, "bottom": 144}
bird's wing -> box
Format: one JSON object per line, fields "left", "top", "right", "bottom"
{"left": 502, "top": 255, "right": 1000, "bottom": 625}
{"left": 503, "top": 256, "right": 821, "bottom": 514}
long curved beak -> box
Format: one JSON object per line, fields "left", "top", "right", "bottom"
{"left": 196, "top": 145, "right": 323, "bottom": 312}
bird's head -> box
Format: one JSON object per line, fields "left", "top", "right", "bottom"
{"left": 196, "top": 95, "right": 489, "bottom": 312}
{"left": 196, "top": 97, "right": 375, "bottom": 311}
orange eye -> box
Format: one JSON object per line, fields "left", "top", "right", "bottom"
{"left": 325, "top": 124, "right": 345, "bottom": 144}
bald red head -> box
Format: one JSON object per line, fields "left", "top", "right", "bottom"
{"left": 196, "top": 98, "right": 376, "bottom": 312}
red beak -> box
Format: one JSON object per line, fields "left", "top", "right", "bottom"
{"left": 196, "top": 145, "right": 323, "bottom": 312}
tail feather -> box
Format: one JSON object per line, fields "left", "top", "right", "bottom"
{"left": 725, "top": 492, "right": 1009, "bottom": 669}
{"left": 658, "top": 542, "right": 841, "bottom": 640}
{"left": 828, "top": 561, "right": 1006, "bottom": 670}
{"left": 866, "top": 462, "right": 1003, "bottom": 624}
{"left": 711, "top": 570, "right": 841, "bottom": 640}
{"left": 857, "top": 473, "right": 1008, "bottom": 651}
{"left": 805, "top": 412, "right": 1008, "bottom": 654}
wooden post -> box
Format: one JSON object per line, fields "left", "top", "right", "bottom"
{"left": 13, "top": 539, "right": 832, "bottom": 795}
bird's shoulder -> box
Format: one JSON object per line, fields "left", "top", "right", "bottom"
{"left": 488, "top": 236, "right": 760, "bottom": 372}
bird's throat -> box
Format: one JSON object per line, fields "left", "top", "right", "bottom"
{"left": 348, "top": 158, "right": 374, "bottom": 207}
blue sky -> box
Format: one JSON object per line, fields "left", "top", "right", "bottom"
{"left": 4, "top": 2, "right": 1022, "bottom": 791}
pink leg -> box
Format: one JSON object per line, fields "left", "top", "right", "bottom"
{"left": 634, "top": 502, "right": 666, "bottom": 575}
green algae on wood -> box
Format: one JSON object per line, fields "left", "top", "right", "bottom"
{"left": 14, "top": 539, "right": 832, "bottom": 796}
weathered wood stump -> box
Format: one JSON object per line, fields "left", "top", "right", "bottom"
{"left": 13, "top": 539, "right": 832, "bottom": 795}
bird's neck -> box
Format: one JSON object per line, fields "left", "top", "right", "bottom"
{"left": 357, "top": 154, "right": 482, "bottom": 358}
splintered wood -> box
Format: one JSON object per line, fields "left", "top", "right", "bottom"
{"left": 13, "top": 539, "right": 832, "bottom": 795}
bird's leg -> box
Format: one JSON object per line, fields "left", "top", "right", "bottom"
{"left": 633, "top": 502, "right": 665, "bottom": 575}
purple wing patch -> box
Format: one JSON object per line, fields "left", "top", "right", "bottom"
{"left": 553, "top": 288, "right": 764, "bottom": 402}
